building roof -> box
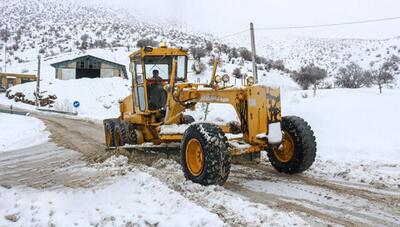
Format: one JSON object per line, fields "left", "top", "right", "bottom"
{"left": 0, "top": 73, "right": 37, "bottom": 79}
{"left": 50, "top": 55, "right": 128, "bottom": 79}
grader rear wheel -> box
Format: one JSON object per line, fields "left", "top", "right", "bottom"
{"left": 268, "top": 116, "right": 316, "bottom": 174}
{"left": 103, "top": 119, "right": 115, "bottom": 148}
{"left": 114, "top": 123, "right": 124, "bottom": 147}
{"left": 181, "top": 123, "right": 231, "bottom": 186}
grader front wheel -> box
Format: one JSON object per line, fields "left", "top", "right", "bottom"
{"left": 181, "top": 123, "right": 231, "bottom": 186}
{"left": 268, "top": 116, "right": 316, "bottom": 174}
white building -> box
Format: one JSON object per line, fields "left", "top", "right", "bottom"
{"left": 51, "top": 55, "right": 127, "bottom": 80}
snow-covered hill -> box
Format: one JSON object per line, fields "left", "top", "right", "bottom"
{"left": 0, "top": 0, "right": 213, "bottom": 74}
{"left": 227, "top": 34, "right": 400, "bottom": 75}
{"left": 3, "top": 0, "right": 400, "bottom": 79}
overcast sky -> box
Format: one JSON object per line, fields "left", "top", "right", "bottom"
{"left": 91, "top": 0, "right": 400, "bottom": 39}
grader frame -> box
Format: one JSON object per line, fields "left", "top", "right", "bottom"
{"left": 104, "top": 43, "right": 317, "bottom": 185}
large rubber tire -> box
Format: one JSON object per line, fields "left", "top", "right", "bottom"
{"left": 103, "top": 119, "right": 115, "bottom": 148}
{"left": 122, "top": 122, "right": 138, "bottom": 145}
{"left": 114, "top": 122, "right": 124, "bottom": 147}
{"left": 268, "top": 116, "right": 316, "bottom": 174}
{"left": 181, "top": 123, "right": 231, "bottom": 186}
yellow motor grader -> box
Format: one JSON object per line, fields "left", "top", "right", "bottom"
{"left": 103, "top": 42, "right": 316, "bottom": 186}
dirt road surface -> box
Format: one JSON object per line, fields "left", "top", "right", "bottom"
{"left": 1, "top": 110, "right": 399, "bottom": 226}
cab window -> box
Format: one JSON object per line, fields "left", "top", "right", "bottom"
{"left": 144, "top": 56, "right": 187, "bottom": 81}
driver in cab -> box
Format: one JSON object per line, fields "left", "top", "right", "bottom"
{"left": 148, "top": 69, "right": 166, "bottom": 110}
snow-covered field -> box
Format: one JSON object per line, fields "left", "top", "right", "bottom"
{"left": 4, "top": 77, "right": 131, "bottom": 120}
{"left": 0, "top": 113, "right": 49, "bottom": 152}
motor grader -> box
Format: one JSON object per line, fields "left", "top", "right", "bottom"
{"left": 103, "top": 42, "right": 316, "bottom": 186}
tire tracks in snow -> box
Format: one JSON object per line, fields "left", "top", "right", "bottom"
{"left": 227, "top": 163, "right": 400, "bottom": 226}
{"left": 4, "top": 111, "right": 399, "bottom": 226}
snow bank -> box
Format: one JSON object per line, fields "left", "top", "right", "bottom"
{"left": 0, "top": 113, "right": 49, "bottom": 152}
{"left": 0, "top": 169, "right": 223, "bottom": 227}
{"left": 6, "top": 78, "right": 131, "bottom": 120}
{"left": 282, "top": 88, "right": 400, "bottom": 187}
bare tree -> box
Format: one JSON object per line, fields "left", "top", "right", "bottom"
{"left": 190, "top": 47, "right": 207, "bottom": 60}
{"left": 372, "top": 70, "right": 394, "bottom": 94}
{"left": 292, "top": 64, "right": 327, "bottom": 96}
{"left": 335, "top": 62, "right": 368, "bottom": 88}
{"left": 370, "top": 61, "right": 396, "bottom": 94}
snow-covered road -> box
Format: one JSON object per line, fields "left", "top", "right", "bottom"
{"left": 1, "top": 110, "right": 399, "bottom": 226}
{"left": 0, "top": 113, "right": 49, "bottom": 152}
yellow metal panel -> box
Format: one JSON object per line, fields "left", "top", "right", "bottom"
{"left": 229, "top": 144, "right": 263, "bottom": 156}
{"left": 129, "top": 47, "right": 188, "bottom": 59}
{"left": 159, "top": 134, "right": 183, "bottom": 141}
{"left": 246, "top": 85, "right": 268, "bottom": 143}
{"left": 266, "top": 87, "right": 282, "bottom": 123}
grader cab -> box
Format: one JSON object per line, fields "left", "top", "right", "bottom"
{"left": 103, "top": 42, "right": 316, "bottom": 186}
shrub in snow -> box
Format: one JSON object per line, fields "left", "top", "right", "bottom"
{"left": 228, "top": 48, "right": 239, "bottom": 60}
{"left": 94, "top": 39, "right": 108, "bottom": 48}
{"left": 216, "top": 43, "right": 229, "bottom": 54}
{"left": 0, "top": 29, "right": 10, "bottom": 42}
{"left": 239, "top": 47, "right": 252, "bottom": 61}
{"left": 232, "top": 67, "right": 243, "bottom": 79}
{"left": 256, "top": 56, "right": 267, "bottom": 64}
{"left": 265, "top": 59, "right": 286, "bottom": 72}
{"left": 205, "top": 41, "right": 213, "bottom": 52}
{"left": 292, "top": 64, "right": 327, "bottom": 95}
{"left": 382, "top": 56, "right": 400, "bottom": 75}
{"left": 191, "top": 60, "right": 206, "bottom": 74}
{"left": 190, "top": 47, "right": 207, "bottom": 60}
{"left": 80, "top": 34, "right": 90, "bottom": 50}
{"left": 335, "top": 62, "right": 369, "bottom": 88}
{"left": 136, "top": 38, "right": 158, "bottom": 48}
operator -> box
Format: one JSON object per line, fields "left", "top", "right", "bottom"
{"left": 151, "top": 69, "right": 163, "bottom": 81}
{"left": 148, "top": 69, "right": 167, "bottom": 110}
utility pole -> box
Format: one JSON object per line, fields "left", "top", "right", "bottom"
{"left": 3, "top": 39, "right": 6, "bottom": 72}
{"left": 35, "top": 55, "right": 41, "bottom": 108}
{"left": 250, "top": 22, "right": 258, "bottom": 83}
{"left": 3, "top": 26, "right": 8, "bottom": 73}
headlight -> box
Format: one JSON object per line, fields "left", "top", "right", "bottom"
{"left": 215, "top": 75, "right": 222, "bottom": 83}
{"left": 246, "top": 76, "right": 255, "bottom": 86}
{"left": 222, "top": 74, "right": 230, "bottom": 83}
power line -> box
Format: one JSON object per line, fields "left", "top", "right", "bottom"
{"left": 220, "top": 16, "right": 400, "bottom": 39}
{"left": 256, "top": 16, "right": 400, "bottom": 31}
{"left": 220, "top": 29, "right": 249, "bottom": 39}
